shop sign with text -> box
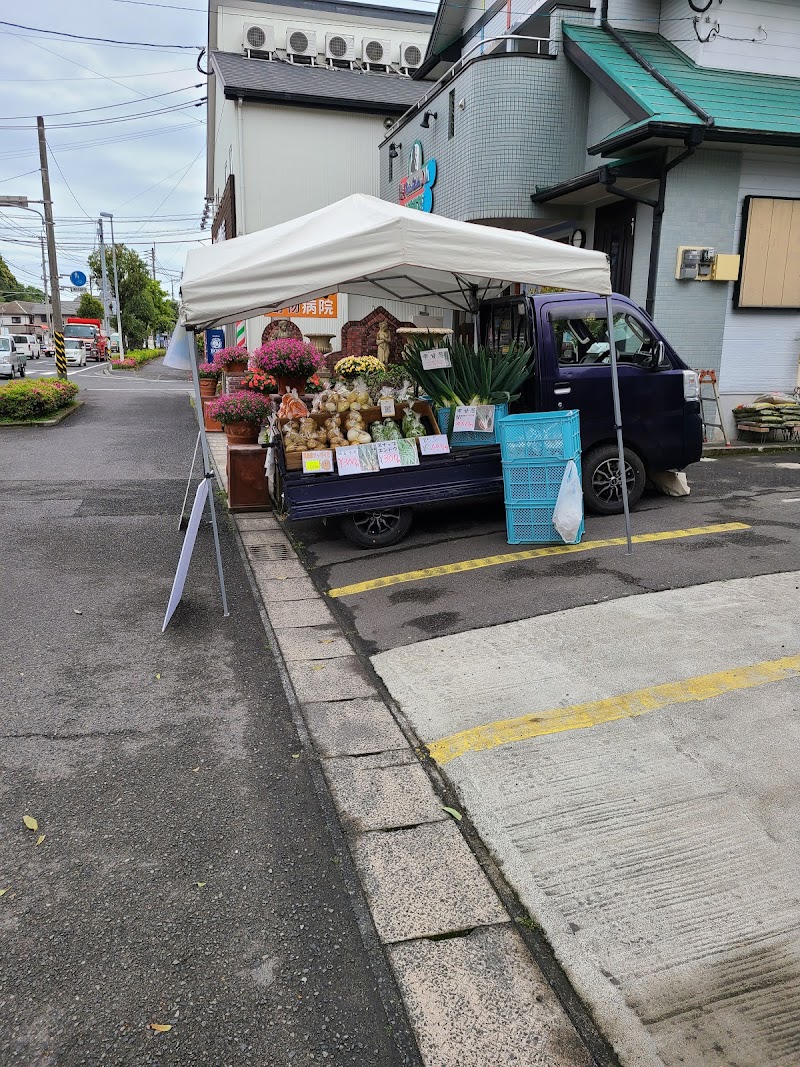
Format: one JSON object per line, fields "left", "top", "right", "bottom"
{"left": 399, "top": 140, "right": 437, "bottom": 213}
{"left": 267, "top": 295, "right": 338, "bottom": 318}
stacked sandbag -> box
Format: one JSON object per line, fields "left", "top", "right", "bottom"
{"left": 733, "top": 393, "right": 800, "bottom": 433}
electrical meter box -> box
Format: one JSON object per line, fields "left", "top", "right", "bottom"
{"left": 676, "top": 246, "right": 740, "bottom": 282}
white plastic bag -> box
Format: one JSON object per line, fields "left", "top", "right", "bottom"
{"left": 552, "top": 459, "right": 583, "bottom": 544}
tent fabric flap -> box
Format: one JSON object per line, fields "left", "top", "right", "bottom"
{"left": 179, "top": 194, "right": 611, "bottom": 329}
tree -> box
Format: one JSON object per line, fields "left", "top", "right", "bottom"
{"left": 88, "top": 244, "right": 175, "bottom": 348}
{"left": 76, "top": 292, "right": 105, "bottom": 320}
{"left": 0, "top": 254, "right": 44, "bottom": 303}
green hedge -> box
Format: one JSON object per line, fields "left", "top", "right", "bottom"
{"left": 110, "top": 348, "right": 166, "bottom": 371}
{"left": 0, "top": 379, "right": 79, "bottom": 421}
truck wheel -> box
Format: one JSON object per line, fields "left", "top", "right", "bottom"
{"left": 340, "top": 507, "right": 412, "bottom": 548}
{"left": 583, "top": 444, "right": 645, "bottom": 515}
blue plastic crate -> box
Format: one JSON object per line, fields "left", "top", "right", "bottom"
{"left": 502, "top": 457, "right": 583, "bottom": 504}
{"left": 505, "top": 503, "right": 585, "bottom": 545}
{"left": 498, "top": 410, "right": 581, "bottom": 462}
{"left": 437, "top": 404, "right": 509, "bottom": 448}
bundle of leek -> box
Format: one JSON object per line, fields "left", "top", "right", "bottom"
{"left": 403, "top": 337, "right": 532, "bottom": 410}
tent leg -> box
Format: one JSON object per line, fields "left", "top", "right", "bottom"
{"left": 605, "top": 295, "right": 633, "bottom": 554}
{"left": 188, "top": 328, "right": 230, "bottom": 616}
{"left": 179, "top": 431, "right": 202, "bottom": 530}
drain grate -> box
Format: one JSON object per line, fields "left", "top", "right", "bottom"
{"left": 249, "top": 542, "right": 294, "bottom": 561}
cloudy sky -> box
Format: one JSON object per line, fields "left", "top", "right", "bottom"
{"left": 0, "top": 0, "right": 209, "bottom": 300}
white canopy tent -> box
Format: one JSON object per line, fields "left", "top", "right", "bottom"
{"left": 165, "top": 196, "right": 630, "bottom": 629}
{"left": 179, "top": 194, "right": 611, "bottom": 329}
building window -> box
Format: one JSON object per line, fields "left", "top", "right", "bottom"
{"left": 11, "top": 316, "right": 21, "bottom": 323}
{"left": 39, "top": 315, "right": 46, "bottom": 322}
{"left": 736, "top": 196, "right": 800, "bottom": 309}
{"left": 448, "top": 90, "right": 455, "bottom": 139}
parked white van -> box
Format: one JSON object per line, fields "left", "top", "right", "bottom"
{"left": 11, "top": 334, "right": 41, "bottom": 360}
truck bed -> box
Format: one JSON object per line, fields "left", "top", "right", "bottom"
{"left": 276, "top": 443, "right": 504, "bottom": 521}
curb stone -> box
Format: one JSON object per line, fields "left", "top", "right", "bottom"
{"left": 210, "top": 438, "right": 610, "bottom": 1067}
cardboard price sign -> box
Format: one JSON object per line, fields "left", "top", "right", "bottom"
{"left": 420, "top": 348, "right": 452, "bottom": 370}
{"left": 302, "top": 450, "right": 333, "bottom": 474}
{"left": 376, "top": 439, "right": 419, "bottom": 469}
{"left": 418, "top": 434, "right": 450, "bottom": 456}
{"left": 335, "top": 444, "right": 380, "bottom": 476}
{"left": 453, "top": 405, "right": 477, "bottom": 432}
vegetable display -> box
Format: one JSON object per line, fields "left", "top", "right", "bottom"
{"left": 402, "top": 338, "right": 532, "bottom": 409}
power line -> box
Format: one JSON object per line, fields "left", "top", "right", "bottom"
{"left": 0, "top": 122, "right": 202, "bottom": 160}
{"left": 105, "top": 0, "right": 204, "bottom": 9}
{"left": 0, "top": 19, "right": 202, "bottom": 50}
{"left": 0, "top": 84, "right": 204, "bottom": 121}
{"left": 0, "top": 99, "right": 206, "bottom": 131}
{"left": 0, "top": 66, "right": 195, "bottom": 83}
{"left": 45, "top": 143, "right": 94, "bottom": 220}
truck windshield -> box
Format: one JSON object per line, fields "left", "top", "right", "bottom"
{"left": 64, "top": 325, "right": 95, "bottom": 339}
{"left": 549, "top": 304, "right": 668, "bottom": 369}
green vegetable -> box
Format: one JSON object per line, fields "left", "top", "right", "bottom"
{"left": 382, "top": 419, "right": 402, "bottom": 441}
{"left": 402, "top": 407, "right": 426, "bottom": 438}
{"left": 370, "top": 420, "right": 386, "bottom": 441}
{"left": 402, "top": 337, "right": 532, "bottom": 409}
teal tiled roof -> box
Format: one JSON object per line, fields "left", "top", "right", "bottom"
{"left": 563, "top": 24, "right": 800, "bottom": 137}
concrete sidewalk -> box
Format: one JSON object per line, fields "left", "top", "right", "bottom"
{"left": 373, "top": 574, "right": 800, "bottom": 1066}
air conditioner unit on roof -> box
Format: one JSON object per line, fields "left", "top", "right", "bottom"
{"left": 243, "top": 24, "right": 275, "bottom": 53}
{"left": 286, "top": 27, "right": 317, "bottom": 60}
{"left": 362, "top": 38, "right": 391, "bottom": 66}
{"left": 400, "top": 42, "right": 423, "bottom": 70}
{"left": 325, "top": 32, "right": 355, "bottom": 62}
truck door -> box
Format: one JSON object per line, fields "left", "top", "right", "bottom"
{"left": 536, "top": 296, "right": 688, "bottom": 468}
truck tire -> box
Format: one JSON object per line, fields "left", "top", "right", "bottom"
{"left": 340, "top": 507, "right": 413, "bottom": 549}
{"left": 582, "top": 444, "right": 645, "bottom": 515}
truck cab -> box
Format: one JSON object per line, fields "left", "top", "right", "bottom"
{"left": 64, "top": 319, "right": 108, "bottom": 361}
{"left": 481, "top": 293, "right": 702, "bottom": 513}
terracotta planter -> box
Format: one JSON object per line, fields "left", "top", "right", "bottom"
{"left": 223, "top": 420, "right": 260, "bottom": 445}
{"left": 276, "top": 375, "right": 307, "bottom": 395}
{"left": 202, "top": 398, "right": 223, "bottom": 433}
{"left": 222, "top": 360, "right": 248, "bottom": 375}
{"left": 199, "top": 377, "right": 218, "bottom": 397}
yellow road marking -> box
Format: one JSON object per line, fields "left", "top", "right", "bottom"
{"left": 429, "top": 653, "right": 800, "bottom": 765}
{"left": 327, "top": 523, "right": 750, "bottom": 598}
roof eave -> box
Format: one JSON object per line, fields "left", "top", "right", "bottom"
{"left": 221, "top": 84, "right": 412, "bottom": 115}
{"left": 590, "top": 120, "right": 800, "bottom": 156}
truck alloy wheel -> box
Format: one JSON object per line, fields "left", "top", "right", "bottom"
{"left": 340, "top": 507, "right": 413, "bottom": 548}
{"left": 582, "top": 444, "right": 645, "bottom": 515}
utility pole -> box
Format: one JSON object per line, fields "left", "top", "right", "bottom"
{"left": 40, "top": 233, "right": 51, "bottom": 350}
{"left": 100, "top": 212, "right": 124, "bottom": 359}
{"left": 151, "top": 245, "right": 156, "bottom": 280}
{"left": 97, "top": 217, "right": 112, "bottom": 339}
{"left": 37, "top": 116, "right": 65, "bottom": 378}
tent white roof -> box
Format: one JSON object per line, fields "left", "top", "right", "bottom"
{"left": 179, "top": 194, "right": 611, "bottom": 330}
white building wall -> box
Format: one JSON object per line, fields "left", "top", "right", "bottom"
{"left": 603, "top": 0, "right": 660, "bottom": 33}
{"left": 719, "top": 151, "right": 800, "bottom": 403}
{"left": 660, "top": 0, "right": 800, "bottom": 79}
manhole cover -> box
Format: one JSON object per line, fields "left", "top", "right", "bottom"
{"left": 250, "top": 543, "right": 293, "bottom": 560}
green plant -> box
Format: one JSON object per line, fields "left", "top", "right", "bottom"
{"left": 207, "top": 390, "right": 271, "bottom": 425}
{"left": 0, "top": 379, "right": 78, "bottom": 420}
{"left": 402, "top": 337, "right": 532, "bottom": 409}
{"left": 76, "top": 292, "right": 105, "bottom": 319}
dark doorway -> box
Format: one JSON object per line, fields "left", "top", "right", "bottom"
{"left": 594, "top": 200, "right": 636, "bottom": 295}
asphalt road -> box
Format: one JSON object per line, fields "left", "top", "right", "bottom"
{"left": 0, "top": 366, "right": 416, "bottom": 1067}
{"left": 289, "top": 454, "right": 800, "bottom": 654}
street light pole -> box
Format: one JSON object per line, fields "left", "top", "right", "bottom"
{"left": 97, "top": 217, "right": 112, "bottom": 340}
{"left": 100, "top": 211, "right": 124, "bottom": 359}
{"left": 36, "top": 117, "right": 66, "bottom": 378}
{"left": 0, "top": 196, "right": 52, "bottom": 355}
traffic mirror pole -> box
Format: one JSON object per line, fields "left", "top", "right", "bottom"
{"left": 37, "top": 117, "right": 65, "bottom": 379}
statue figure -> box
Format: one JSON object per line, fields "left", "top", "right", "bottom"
{"left": 274, "top": 318, "right": 293, "bottom": 339}
{"left": 376, "top": 320, "right": 392, "bottom": 365}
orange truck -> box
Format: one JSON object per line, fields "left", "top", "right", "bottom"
{"left": 64, "top": 317, "right": 109, "bottom": 362}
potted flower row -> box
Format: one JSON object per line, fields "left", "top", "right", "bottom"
{"left": 199, "top": 339, "right": 326, "bottom": 399}
{"left": 205, "top": 391, "right": 272, "bottom": 444}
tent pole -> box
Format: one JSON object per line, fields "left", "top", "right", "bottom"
{"left": 187, "top": 327, "right": 230, "bottom": 616}
{"left": 605, "top": 295, "right": 633, "bottom": 553}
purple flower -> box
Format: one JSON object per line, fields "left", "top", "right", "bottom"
{"left": 249, "top": 339, "right": 323, "bottom": 379}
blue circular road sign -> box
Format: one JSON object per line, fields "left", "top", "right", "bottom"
{"left": 70, "top": 270, "right": 87, "bottom": 287}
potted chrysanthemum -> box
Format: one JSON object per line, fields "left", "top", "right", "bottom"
{"left": 214, "top": 345, "right": 250, "bottom": 375}
{"left": 206, "top": 390, "right": 271, "bottom": 444}
{"left": 250, "top": 339, "right": 323, "bottom": 394}
{"left": 198, "top": 360, "right": 221, "bottom": 398}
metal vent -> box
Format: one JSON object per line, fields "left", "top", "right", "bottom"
{"left": 328, "top": 35, "right": 348, "bottom": 57}
{"left": 401, "top": 43, "right": 422, "bottom": 68}
{"left": 365, "top": 39, "right": 385, "bottom": 62}
{"left": 249, "top": 543, "right": 294, "bottom": 561}
{"left": 289, "top": 30, "right": 310, "bottom": 53}
{"left": 246, "top": 25, "right": 267, "bottom": 49}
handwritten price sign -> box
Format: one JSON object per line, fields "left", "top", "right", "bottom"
{"left": 376, "top": 441, "right": 402, "bottom": 469}
{"left": 420, "top": 348, "right": 452, "bottom": 370}
{"left": 453, "top": 405, "right": 477, "bottom": 432}
{"left": 335, "top": 446, "right": 364, "bottom": 476}
{"left": 418, "top": 434, "right": 450, "bottom": 456}
{"left": 302, "top": 450, "right": 333, "bottom": 474}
